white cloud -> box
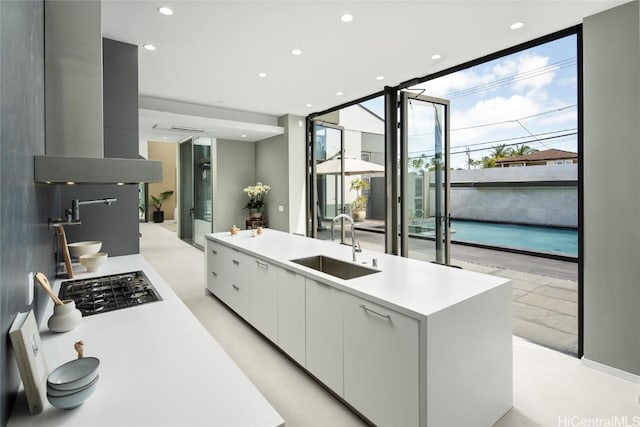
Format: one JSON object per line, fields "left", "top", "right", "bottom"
{"left": 513, "top": 54, "right": 556, "bottom": 92}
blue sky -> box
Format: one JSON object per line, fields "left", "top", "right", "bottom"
{"left": 362, "top": 34, "right": 578, "bottom": 169}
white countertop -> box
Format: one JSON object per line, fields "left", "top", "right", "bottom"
{"left": 207, "top": 229, "right": 510, "bottom": 319}
{"left": 8, "top": 255, "right": 284, "bottom": 427}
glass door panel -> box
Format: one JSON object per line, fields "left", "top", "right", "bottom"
{"left": 192, "top": 137, "right": 212, "bottom": 249}
{"left": 313, "top": 123, "right": 345, "bottom": 241}
{"left": 400, "top": 92, "right": 450, "bottom": 264}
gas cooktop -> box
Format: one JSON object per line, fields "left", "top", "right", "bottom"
{"left": 59, "top": 270, "right": 162, "bottom": 316}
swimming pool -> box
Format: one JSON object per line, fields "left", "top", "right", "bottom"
{"left": 450, "top": 220, "right": 578, "bottom": 257}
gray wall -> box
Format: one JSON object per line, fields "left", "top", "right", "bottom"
{"left": 255, "top": 114, "right": 306, "bottom": 233}
{"left": 0, "top": 1, "right": 59, "bottom": 423}
{"left": 61, "top": 39, "right": 140, "bottom": 256}
{"left": 256, "top": 118, "right": 289, "bottom": 232}
{"left": 450, "top": 166, "right": 578, "bottom": 227}
{"left": 583, "top": 1, "right": 640, "bottom": 376}
{"left": 213, "top": 139, "right": 255, "bottom": 232}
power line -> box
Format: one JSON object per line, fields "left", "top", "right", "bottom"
{"left": 408, "top": 129, "right": 577, "bottom": 156}
{"left": 451, "top": 104, "right": 576, "bottom": 132}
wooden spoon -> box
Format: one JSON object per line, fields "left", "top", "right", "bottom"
{"left": 35, "top": 272, "right": 64, "bottom": 305}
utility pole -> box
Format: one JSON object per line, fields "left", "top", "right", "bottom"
{"left": 466, "top": 147, "right": 471, "bottom": 170}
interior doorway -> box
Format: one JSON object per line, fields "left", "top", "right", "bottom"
{"left": 178, "top": 137, "right": 213, "bottom": 249}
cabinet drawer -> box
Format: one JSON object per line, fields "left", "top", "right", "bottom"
{"left": 206, "top": 241, "right": 226, "bottom": 278}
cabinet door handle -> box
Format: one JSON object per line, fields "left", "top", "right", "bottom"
{"left": 232, "top": 284, "right": 240, "bottom": 291}
{"left": 232, "top": 259, "right": 240, "bottom": 266}
{"left": 210, "top": 249, "right": 217, "bottom": 255}
{"left": 255, "top": 260, "right": 269, "bottom": 270}
{"left": 211, "top": 271, "right": 218, "bottom": 277}
{"left": 359, "top": 304, "right": 391, "bottom": 321}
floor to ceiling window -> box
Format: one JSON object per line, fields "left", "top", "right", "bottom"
{"left": 307, "top": 29, "right": 580, "bottom": 356}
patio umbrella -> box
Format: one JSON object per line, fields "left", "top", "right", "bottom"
{"left": 316, "top": 156, "right": 384, "bottom": 176}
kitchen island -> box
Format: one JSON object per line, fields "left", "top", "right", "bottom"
{"left": 206, "top": 229, "right": 513, "bottom": 427}
{"left": 8, "top": 255, "right": 284, "bottom": 427}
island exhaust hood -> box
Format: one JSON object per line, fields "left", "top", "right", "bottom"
{"left": 34, "top": 1, "right": 162, "bottom": 184}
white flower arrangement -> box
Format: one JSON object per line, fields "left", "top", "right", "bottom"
{"left": 243, "top": 182, "right": 270, "bottom": 210}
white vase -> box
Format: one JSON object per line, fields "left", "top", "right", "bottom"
{"left": 48, "top": 300, "right": 82, "bottom": 333}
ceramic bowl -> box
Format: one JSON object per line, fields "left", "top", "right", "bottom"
{"left": 47, "top": 357, "right": 100, "bottom": 391}
{"left": 67, "top": 241, "right": 102, "bottom": 258}
{"left": 79, "top": 252, "right": 108, "bottom": 272}
{"left": 47, "top": 374, "right": 99, "bottom": 397}
{"left": 47, "top": 376, "right": 98, "bottom": 409}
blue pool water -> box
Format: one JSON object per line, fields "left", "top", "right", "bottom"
{"left": 451, "top": 220, "right": 578, "bottom": 257}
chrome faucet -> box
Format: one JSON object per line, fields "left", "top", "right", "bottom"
{"left": 67, "top": 198, "right": 117, "bottom": 222}
{"left": 331, "top": 214, "right": 362, "bottom": 262}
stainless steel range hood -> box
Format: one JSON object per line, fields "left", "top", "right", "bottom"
{"left": 34, "top": 0, "right": 161, "bottom": 184}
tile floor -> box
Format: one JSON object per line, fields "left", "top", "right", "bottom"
{"left": 140, "top": 222, "right": 639, "bottom": 427}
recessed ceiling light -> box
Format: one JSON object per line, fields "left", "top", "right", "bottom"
{"left": 336, "top": 91, "right": 343, "bottom": 96}
{"left": 431, "top": 54, "right": 441, "bottom": 60}
{"left": 66, "top": 182, "right": 75, "bottom": 185}
{"left": 258, "top": 72, "right": 267, "bottom": 78}
{"left": 158, "top": 6, "right": 173, "bottom": 16}
{"left": 341, "top": 13, "right": 353, "bottom": 22}
{"left": 117, "top": 182, "right": 125, "bottom": 186}
{"left": 376, "top": 76, "right": 384, "bottom": 81}
{"left": 510, "top": 22, "right": 524, "bottom": 30}
{"left": 291, "top": 48, "right": 302, "bottom": 56}
{"left": 306, "top": 103, "right": 313, "bottom": 107}
{"left": 162, "top": 137, "right": 167, "bottom": 140}
{"left": 241, "top": 134, "right": 247, "bottom": 138}
{"left": 143, "top": 44, "right": 156, "bottom": 51}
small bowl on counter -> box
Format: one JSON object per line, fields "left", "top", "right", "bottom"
{"left": 67, "top": 241, "right": 102, "bottom": 258}
{"left": 79, "top": 252, "right": 108, "bottom": 272}
{"left": 47, "top": 375, "right": 99, "bottom": 409}
{"left": 47, "top": 342, "right": 101, "bottom": 409}
{"left": 47, "top": 357, "right": 100, "bottom": 391}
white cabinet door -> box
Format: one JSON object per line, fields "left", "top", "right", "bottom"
{"left": 225, "top": 249, "right": 251, "bottom": 319}
{"left": 305, "top": 278, "right": 343, "bottom": 396}
{"left": 343, "top": 293, "right": 419, "bottom": 427}
{"left": 277, "top": 268, "right": 305, "bottom": 366}
{"left": 250, "top": 258, "right": 278, "bottom": 343}
{"left": 205, "top": 240, "right": 227, "bottom": 298}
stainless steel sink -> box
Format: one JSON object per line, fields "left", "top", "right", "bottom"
{"left": 290, "top": 255, "right": 380, "bottom": 280}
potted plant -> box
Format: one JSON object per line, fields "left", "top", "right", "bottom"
{"left": 350, "top": 178, "right": 370, "bottom": 222}
{"left": 243, "top": 182, "right": 270, "bottom": 219}
{"left": 150, "top": 190, "right": 174, "bottom": 223}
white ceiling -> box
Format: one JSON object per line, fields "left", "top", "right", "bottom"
{"left": 101, "top": 0, "right": 626, "bottom": 143}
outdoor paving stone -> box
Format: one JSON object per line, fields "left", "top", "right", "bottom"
{"left": 534, "top": 285, "right": 578, "bottom": 302}
{"left": 502, "top": 276, "right": 544, "bottom": 292}
{"left": 512, "top": 288, "right": 529, "bottom": 299}
{"left": 512, "top": 301, "right": 578, "bottom": 335}
{"left": 545, "top": 278, "right": 578, "bottom": 292}
{"left": 512, "top": 317, "right": 578, "bottom": 355}
{"left": 517, "top": 293, "right": 578, "bottom": 317}
{"left": 451, "top": 259, "right": 500, "bottom": 274}
{"left": 492, "top": 269, "right": 555, "bottom": 285}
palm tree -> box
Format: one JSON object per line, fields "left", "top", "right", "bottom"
{"left": 490, "top": 144, "right": 509, "bottom": 159}
{"left": 508, "top": 144, "right": 538, "bottom": 156}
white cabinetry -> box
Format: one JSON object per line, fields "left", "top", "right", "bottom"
{"left": 343, "top": 293, "right": 419, "bottom": 427}
{"left": 276, "top": 268, "right": 306, "bottom": 366}
{"left": 205, "top": 240, "right": 228, "bottom": 298}
{"left": 224, "top": 249, "right": 251, "bottom": 319}
{"left": 250, "top": 258, "right": 278, "bottom": 343}
{"left": 305, "top": 278, "right": 343, "bottom": 396}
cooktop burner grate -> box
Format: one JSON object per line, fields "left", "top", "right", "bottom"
{"left": 59, "top": 270, "right": 162, "bottom": 316}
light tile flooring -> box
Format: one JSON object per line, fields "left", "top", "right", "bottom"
{"left": 140, "top": 222, "right": 639, "bottom": 427}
